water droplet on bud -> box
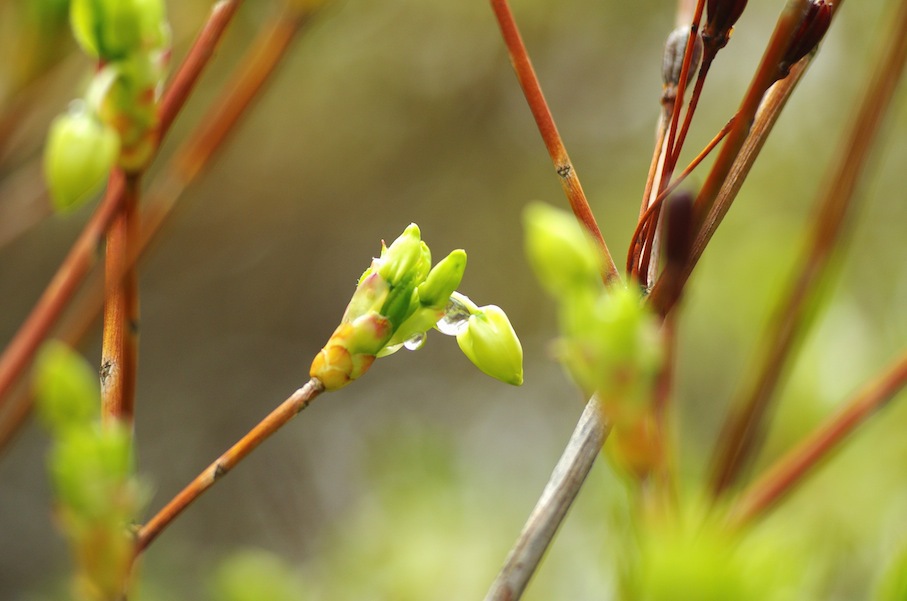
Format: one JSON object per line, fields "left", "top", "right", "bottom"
{"left": 403, "top": 332, "right": 426, "bottom": 351}
{"left": 437, "top": 297, "right": 471, "bottom": 336}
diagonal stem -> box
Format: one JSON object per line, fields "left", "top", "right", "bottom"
{"left": 135, "top": 379, "right": 324, "bottom": 553}
{"left": 0, "top": 3, "right": 321, "bottom": 454}
{"left": 484, "top": 396, "right": 608, "bottom": 601}
{"left": 710, "top": 0, "right": 907, "bottom": 496}
{"left": 0, "top": 0, "right": 244, "bottom": 411}
{"left": 489, "top": 0, "right": 620, "bottom": 286}
{"left": 726, "top": 349, "right": 907, "bottom": 530}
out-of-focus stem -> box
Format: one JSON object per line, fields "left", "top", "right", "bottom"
{"left": 710, "top": 0, "right": 907, "bottom": 496}
{"left": 489, "top": 0, "right": 620, "bottom": 286}
{"left": 484, "top": 396, "right": 608, "bottom": 601}
{"left": 0, "top": 0, "right": 244, "bottom": 413}
{"left": 727, "top": 350, "right": 907, "bottom": 530}
{"left": 0, "top": 3, "right": 318, "bottom": 453}
{"left": 648, "top": 1, "right": 819, "bottom": 317}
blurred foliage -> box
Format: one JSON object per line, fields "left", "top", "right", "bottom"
{"left": 1, "top": 0, "right": 906, "bottom": 599}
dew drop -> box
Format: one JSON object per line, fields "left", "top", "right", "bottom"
{"left": 403, "top": 332, "right": 426, "bottom": 351}
{"left": 437, "top": 297, "right": 471, "bottom": 336}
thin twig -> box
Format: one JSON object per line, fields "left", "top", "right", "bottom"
{"left": 0, "top": 3, "right": 318, "bottom": 453}
{"left": 489, "top": 0, "right": 620, "bottom": 286}
{"left": 100, "top": 173, "right": 141, "bottom": 425}
{"left": 726, "top": 349, "right": 907, "bottom": 530}
{"left": 135, "top": 379, "right": 325, "bottom": 553}
{"left": 710, "top": 0, "right": 907, "bottom": 496}
{"left": 484, "top": 396, "right": 608, "bottom": 601}
{"left": 647, "top": 19, "right": 818, "bottom": 316}
{"left": 0, "top": 0, "right": 244, "bottom": 411}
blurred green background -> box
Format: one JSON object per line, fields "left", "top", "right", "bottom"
{"left": 1, "top": 0, "right": 906, "bottom": 598}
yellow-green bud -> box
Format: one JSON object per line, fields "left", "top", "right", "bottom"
{"left": 417, "top": 249, "right": 467, "bottom": 309}
{"left": 33, "top": 341, "right": 99, "bottom": 434}
{"left": 456, "top": 304, "right": 523, "bottom": 386}
{"left": 44, "top": 102, "right": 119, "bottom": 211}
{"left": 524, "top": 202, "right": 602, "bottom": 298}
{"left": 71, "top": 0, "right": 168, "bottom": 60}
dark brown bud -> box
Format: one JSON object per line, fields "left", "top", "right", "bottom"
{"left": 779, "top": 0, "right": 833, "bottom": 78}
{"left": 663, "top": 191, "right": 695, "bottom": 271}
{"left": 663, "top": 26, "right": 704, "bottom": 90}
{"left": 703, "top": 0, "right": 749, "bottom": 51}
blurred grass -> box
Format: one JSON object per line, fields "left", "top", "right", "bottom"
{"left": 1, "top": 0, "right": 906, "bottom": 598}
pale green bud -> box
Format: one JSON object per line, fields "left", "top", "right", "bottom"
{"left": 524, "top": 202, "right": 602, "bottom": 298}
{"left": 50, "top": 424, "right": 134, "bottom": 519}
{"left": 457, "top": 305, "right": 523, "bottom": 386}
{"left": 343, "top": 268, "right": 390, "bottom": 324}
{"left": 71, "top": 0, "right": 168, "bottom": 60}
{"left": 33, "top": 341, "right": 99, "bottom": 434}
{"left": 417, "top": 249, "right": 467, "bottom": 309}
{"left": 44, "top": 102, "right": 119, "bottom": 211}
{"left": 559, "top": 285, "right": 661, "bottom": 400}
{"left": 378, "top": 223, "right": 431, "bottom": 287}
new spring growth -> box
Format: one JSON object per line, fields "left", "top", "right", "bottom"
{"left": 524, "top": 203, "right": 663, "bottom": 476}
{"left": 43, "top": 0, "right": 169, "bottom": 207}
{"left": 310, "top": 224, "right": 523, "bottom": 390}
{"left": 44, "top": 101, "right": 120, "bottom": 210}
{"left": 33, "top": 342, "right": 146, "bottom": 601}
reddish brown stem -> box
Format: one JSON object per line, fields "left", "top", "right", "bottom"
{"left": 489, "top": 0, "right": 620, "bottom": 286}
{"left": 100, "top": 173, "right": 141, "bottom": 426}
{"left": 136, "top": 380, "right": 324, "bottom": 552}
{"left": 629, "top": 116, "right": 733, "bottom": 281}
{"left": 0, "top": 0, "right": 243, "bottom": 411}
{"left": 710, "top": 0, "right": 907, "bottom": 497}
{"left": 663, "top": 0, "right": 705, "bottom": 172}
{"left": 648, "top": 1, "right": 824, "bottom": 317}
{"left": 726, "top": 350, "right": 907, "bottom": 530}
{"left": 0, "top": 4, "right": 316, "bottom": 453}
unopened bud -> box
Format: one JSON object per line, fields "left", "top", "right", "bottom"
{"left": 71, "top": 0, "right": 169, "bottom": 60}
{"left": 457, "top": 305, "right": 523, "bottom": 386}
{"left": 44, "top": 102, "right": 119, "bottom": 211}
{"left": 523, "top": 203, "right": 602, "bottom": 299}
{"left": 662, "top": 27, "right": 703, "bottom": 91}
{"left": 778, "top": 0, "right": 832, "bottom": 78}
{"left": 703, "top": 0, "right": 749, "bottom": 51}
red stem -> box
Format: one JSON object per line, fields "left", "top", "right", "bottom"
{"left": 489, "top": 0, "right": 620, "bottom": 286}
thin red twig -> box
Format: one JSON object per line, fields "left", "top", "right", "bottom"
{"left": 489, "top": 0, "right": 620, "bottom": 286}
{"left": 136, "top": 380, "right": 324, "bottom": 552}
{"left": 0, "top": 0, "right": 244, "bottom": 411}
{"left": 726, "top": 350, "right": 907, "bottom": 529}
{"left": 710, "top": 0, "right": 907, "bottom": 496}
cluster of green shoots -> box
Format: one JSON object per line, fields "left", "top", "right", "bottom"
{"left": 44, "top": 0, "right": 169, "bottom": 210}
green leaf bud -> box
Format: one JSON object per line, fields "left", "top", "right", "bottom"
{"left": 378, "top": 223, "right": 431, "bottom": 288}
{"left": 417, "top": 249, "right": 467, "bottom": 309}
{"left": 49, "top": 424, "right": 134, "bottom": 519}
{"left": 559, "top": 285, "right": 661, "bottom": 401}
{"left": 33, "top": 341, "right": 99, "bottom": 434}
{"left": 44, "top": 102, "right": 119, "bottom": 211}
{"left": 71, "top": 0, "right": 169, "bottom": 61}
{"left": 523, "top": 202, "right": 602, "bottom": 298}
{"left": 456, "top": 304, "right": 523, "bottom": 386}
